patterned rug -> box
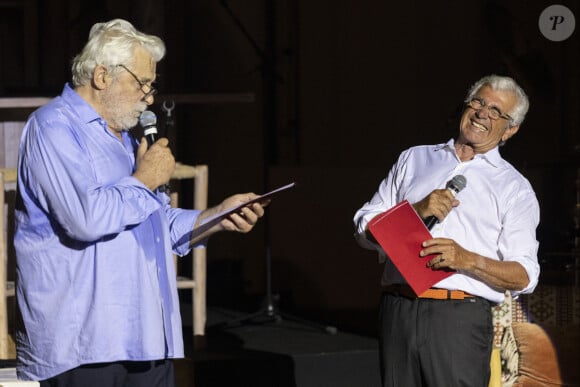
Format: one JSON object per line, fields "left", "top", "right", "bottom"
{"left": 525, "top": 285, "right": 580, "bottom": 326}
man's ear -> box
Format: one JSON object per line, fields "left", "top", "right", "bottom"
{"left": 92, "top": 65, "right": 109, "bottom": 90}
{"left": 502, "top": 124, "right": 520, "bottom": 143}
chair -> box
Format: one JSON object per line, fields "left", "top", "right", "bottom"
{"left": 170, "top": 163, "right": 209, "bottom": 347}
{"left": 0, "top": 168, "right": 16, "bottom": 358}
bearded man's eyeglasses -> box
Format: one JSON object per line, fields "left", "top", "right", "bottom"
{"left": 117, "top": 64, "right": 157, "bottom": 99}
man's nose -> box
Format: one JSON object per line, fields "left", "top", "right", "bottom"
{"left": 144, "top": 94, "right": 155, "bottom": 105}
{"left": 475, "top": 106, "right": 490, "bottom": 119}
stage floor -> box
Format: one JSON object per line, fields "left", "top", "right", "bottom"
{"left": 186, "top": 307, "right": 381, "bottom": 387}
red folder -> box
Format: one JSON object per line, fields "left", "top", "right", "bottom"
{"left": 368, "top": 200, "right": 454, "bottom": 295}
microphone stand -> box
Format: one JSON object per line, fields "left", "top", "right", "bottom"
{"left": 208, "top": 0, "right": 336, "bottom": 335}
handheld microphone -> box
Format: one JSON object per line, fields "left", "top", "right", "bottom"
{"left": 139, "top": 110, "right": 159, "bottom": 146}
{"left": 424, "top": 175, "right": 467, "bottom": 230}
{"left": 138, "top": 110, "right": 168, "bottom": 193}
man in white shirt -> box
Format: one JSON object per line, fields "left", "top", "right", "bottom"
{"left": 353, "top": 74, "right": 540, "bottom": 386}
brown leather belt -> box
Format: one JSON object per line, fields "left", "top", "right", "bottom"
{"left": 383, "top": 284, "right": 475, "bottom": 300}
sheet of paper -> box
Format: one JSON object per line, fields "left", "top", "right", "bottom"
{"left": 190, "top": 182, "right": 295, "bottom": 239}
{"left": 368, "top": 200, "right": 454, "bottom": 295}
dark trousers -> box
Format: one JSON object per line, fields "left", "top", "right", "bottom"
{"left": 379, "top": 293, "right": 493, "bottom": 387}
{"left": 39, "top": 360, "right": 175, "bottom": 387}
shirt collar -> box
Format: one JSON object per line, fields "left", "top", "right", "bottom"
{"left": 436, "top": 138, "right": 502, "bottom": 167}
{"left": 61, "top": 83, "right": 102, "bottom": 125}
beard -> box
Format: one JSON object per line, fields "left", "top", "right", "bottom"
{"left": 100, "top": 86, "right": 148, "bottom": 131}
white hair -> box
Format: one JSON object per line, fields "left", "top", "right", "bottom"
{"left": 71, "top": 19, "right": 165, "bottom": 87}
{"left": 465, "top": 74, "right": 529, "bottom": 126}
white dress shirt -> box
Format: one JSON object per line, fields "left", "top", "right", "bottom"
{"left": 353, "top": 139, "right": 540, "bottom": 303}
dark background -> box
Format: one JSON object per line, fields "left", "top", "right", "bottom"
{"left": 1, "top": 0, "right": 579, "bottom": 336}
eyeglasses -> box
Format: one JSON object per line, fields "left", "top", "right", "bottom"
{"left": 467, "top": 98, "right": 512, "bottom": 121}
{"left": 117, "top": 64, "right": 157, "bottom": 99}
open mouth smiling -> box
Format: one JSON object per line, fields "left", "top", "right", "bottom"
{"left": 471, "top": 120, "right": 488, "bottom": 132}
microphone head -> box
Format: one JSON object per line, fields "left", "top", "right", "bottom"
{"left": 447, "top": 175, "right": 467, "bottom": 193}
{"left": 139, "top": 110, "right": 157, "bottom": 129}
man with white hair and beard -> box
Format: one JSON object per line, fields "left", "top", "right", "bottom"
{"left": 15, "top": 19, "right": 266, "bottom": 386}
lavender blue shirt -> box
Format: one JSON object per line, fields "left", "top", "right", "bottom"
{"left": 14, "top": 84, "right": 200, "bottom": 380}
